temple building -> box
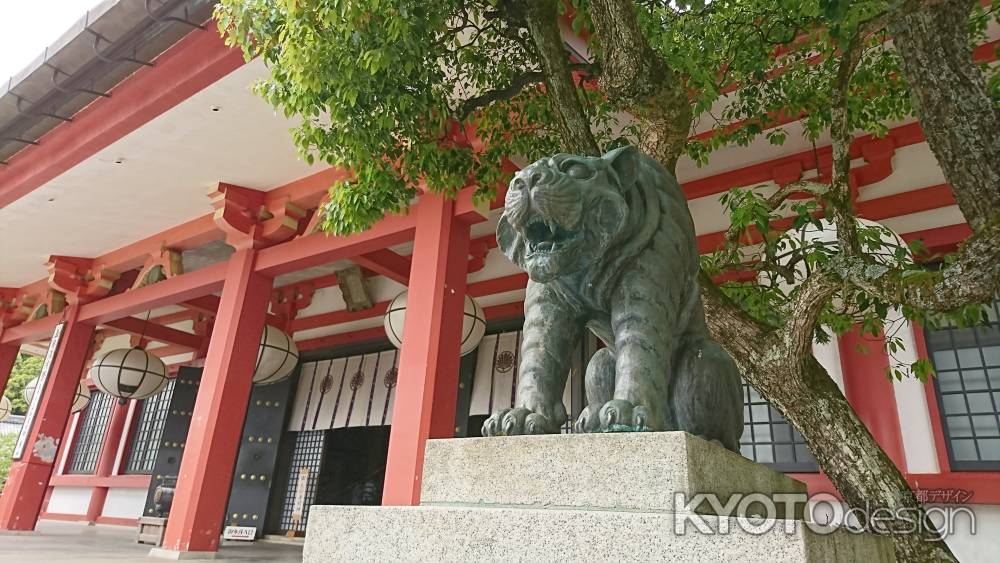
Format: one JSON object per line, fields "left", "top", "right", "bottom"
{"left": 0, "top": 1, "right": 997, "bottom": 561}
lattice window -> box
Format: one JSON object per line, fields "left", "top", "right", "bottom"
{"left": 926, "top": 299, "right": 1000, "bottom": 470}
{"left": 279, "top": 430, "right": 326, "bottom": 533}
{"left": 124, "top": 379, "right": 176, "bottom": 474}
{"left": 739, "top": 381, "right": 818, "bottom": 472}
{"left": 68, "top": 390, "right": 114, "bottom": 474}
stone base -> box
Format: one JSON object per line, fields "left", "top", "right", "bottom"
{"left": 148, "top": 547, "right": 219, "bottom": 560}
{"left": 421, "top": 432, "right": 807, "bottom": 518}
{"left": 303, "top": 432, "right": 895, "bottom": 562}
{"left": 304, "top": 505, "right": 894, "bottom": 563}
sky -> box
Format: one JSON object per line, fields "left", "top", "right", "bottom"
{"left": 0, "top": 0, "right": 104, "bottom": 80}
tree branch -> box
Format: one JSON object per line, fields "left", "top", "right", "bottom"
{"left": 832, "top": 220, "right": 1000, "bottom": 312}
{"left": 455, "top": 64, "right": 599, "bottom": 121}
{"left": 827, "top": 30, "right": 864, "bottom": 255}
{"left": 515, "top": 0, "right": 599, "bottom": 156}
{"left": 698, "top": 271, "right": 774, "bottom": 356}
{"left": 781, "top": 272, "right": 841, "bottom": 358}
{"left": 722, "top": 180, "right": 831, "bottom": 247}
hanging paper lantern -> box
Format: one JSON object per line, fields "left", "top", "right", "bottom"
{"left": 72, "top": 383, "right": 91, "bottom": 413}
{"left": 22, "top": 377, "right": 38, "bottom": 404}
{"left": 23, "top": 377, "right": 91, "bottom": 413}
{"left": 0, "top": 395, "right": 11, "bottom": 422}
{"left": 254, "top": 325, "right": 299, "bottom": 385}
{"left": 89, "top": 348, "right": 168, "bottom": 401}
{"left": 384, "top": 291, "right": 487, "bottom": 356}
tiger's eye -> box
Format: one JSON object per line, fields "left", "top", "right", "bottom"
{"left": 565, "top": 162, "right": 592, "bottom": 179}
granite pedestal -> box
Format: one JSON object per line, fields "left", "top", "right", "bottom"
{"left": 303, "top": 432, "right": 895, "bottom": 562}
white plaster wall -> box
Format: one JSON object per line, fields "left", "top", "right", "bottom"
{"left": 46, "top": 486, "right": 92, "bottom": 515}
{"left": 813, "top": 336, "right": 845, "bottom": 394}
{"left": 809, "top": 500, "right": 997, "bottom": 561}
{"left": 891, "top": 320, "right": 940, "bottom": 474}
{"left": 101, "top": 487, "right": 146, "bottom": 519}
{"left": 941, "top": 503, "right": 1000, "bottom": 563}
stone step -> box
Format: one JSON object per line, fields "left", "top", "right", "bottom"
{"left": 303, "top": 504, "right": 896, "bottom": 563}
{"left": 421, "top": 432, "right": 807, "bottom": 518}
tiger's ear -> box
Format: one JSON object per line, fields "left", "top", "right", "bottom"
{"left": 496, "top": 213, "right": 525, "bottom": 265}
{"left": 604, "top": 145, "right": 640, "bottom": 188}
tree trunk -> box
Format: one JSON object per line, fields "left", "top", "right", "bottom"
{"left": 517, "top": 0, "right": 600, "bottom": 156}
{"left": 889, "top": 0, "right": 1000, "bottom": 233}
{"left": 760, "top": 357, "right": 955, "bottom": 561}
{"left": 700, "top": 282, "right": 958, "bottom": 562}
{"left": 587, "top": 0, "right": 691, "bottom": 170}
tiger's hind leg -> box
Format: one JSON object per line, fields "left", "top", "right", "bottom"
{"left": 575, "top": 347, "right": 616, "bottom": 432}
{"left": 671, "top": 339, "right": 743, "bottom": 452}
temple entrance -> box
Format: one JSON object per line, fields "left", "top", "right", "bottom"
{"left": 314, "top": 426, "right": 390, "bottom": 506}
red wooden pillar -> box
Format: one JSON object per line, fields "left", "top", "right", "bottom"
{"left": 0, "top": 343, "right": 19, "bottom": 397}
{"left": 0, "top": 306, "right": 95, "bottom": 530}
{"left": 382, "top": 193, "right": 471, "bottom": 506}
{"left": 83, "top": 398, "right": 130, "bottom": 523}
{"left": 840, "top": 325, "right": 908, "bottom": 470}
{"left": 158, "top": 248, "right": 271, "bottom": 555}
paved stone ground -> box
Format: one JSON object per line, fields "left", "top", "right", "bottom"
{"left": 0, "top": 520, "right": 303, "bottom": 562}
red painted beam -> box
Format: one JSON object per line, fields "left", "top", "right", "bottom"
{"left": 180, "top": 295, "right": 220, "bottom": 315}
{"left": 682, "top": 122, "right": 926, "bottom": 200}
{"left": 856, "top": 184, "right": 955, "bottom": 222}
{"left": 290, "top": 274, "right": 529, "bottom": 335}
{"left": 149, "top": 344, "right": 195, "bottom": 361}
{"left": 0, "top": 29, "right": 245, "bottom": 209}
{"left": 256, "top": 212, "right": 417, "bottom": 277}
{"left": 0, "top": 315, "right": 61, "bottom": 347}
{"left": 296, "top": 326, "right": 388, "bottom": 352}
{"left": 78, "top": 263, "right": 227, "bottom": 328}
{"left": 468, "top": 274, "right": 528, "bottom": 297}
{"left": 291, "top": 301, "right": 389, "bottom": 333}
{"left": 103, "top": 317, "right": 202, "bottom": 349}
{"left": 902, "top": 224, "right": 972, "bottom": 255}
{"left": 353, "top": 250, "right": 412, "bottom": 285}
{"left": 484, "top": 301, "right": 524, "bottom": 322}
{"left": 48, "top": 474, "right": 151, "bottom": 489}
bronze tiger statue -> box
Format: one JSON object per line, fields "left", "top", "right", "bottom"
{"left": 482, "top": 146, "right": 743, "bottom": 451}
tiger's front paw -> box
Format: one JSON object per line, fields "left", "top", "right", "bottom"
{"left": 597, "top": 399, "right": 657, "bottom": 432}
{"left": 482, "top": 407, "right": 561, "bottom": 436}
{"left": 574, "top": 404, "right": 602, "bottom": 433}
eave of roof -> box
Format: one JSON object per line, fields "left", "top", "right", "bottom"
{"left": 0, "top": 0, "right": 216, "bottom": 165}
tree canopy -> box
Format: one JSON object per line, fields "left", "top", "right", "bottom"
{"left": 3, "top": 354, "right": 41, "bottom": 416}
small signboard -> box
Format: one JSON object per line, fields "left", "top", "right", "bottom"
{"left": 291, "top": 467, "right": 310, "bottom": 522}
{"left": 13, "top": 321, "right": 65, "bottom": 460}
{"left": 223, "top": 526, "right": 257, "bottom": 541}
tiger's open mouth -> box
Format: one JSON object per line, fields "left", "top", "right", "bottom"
{"left": 523, "top": 216, "right": 580, "bottom": 257}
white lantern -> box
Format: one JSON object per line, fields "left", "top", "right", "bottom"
{"left": 72, "top": 383, "right": 91, "bottom": 413}
{"left": 254, "top": 325, "right": 299, "bottom": 385}
{"left": 762, "top": 218, "right": 911, "bottom": 294}
{"left": 384, "top": 291, "right": 487, "bottom": 356}
{"left": 22, "top": 377, "right": 38, "bottom": 404}
{"left": 0, "top": 395, "right": 11, "bottom": 421}
{"left": 89, "top": 348, "right": 168, "bottom": 401}
{"left": 23, "top": 377, "right": 91, "bottom": 413}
